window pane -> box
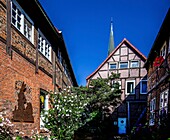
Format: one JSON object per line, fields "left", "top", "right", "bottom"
{"left": 24, "top": 18, "right": 32, "bottom": 41}
{"left": 38, "top": 33, "right": 51, "bottom": 61}
{"left": 11, "top": 3, "right": 21, "bottom": 30}
{"left": 127, "top": 82, "right": 134, "bottom": 94}
{"left": 131, "top": 61, "right": 139, "bottom": 68}
{"left": 12, "top": 18, "right": 16, "bottom": 25}
{"left": 110, "top": 63, "right": 117, "bottom": 69}
{"left": 141, "top": 81, "right": 147, "bottom": 93}
{"left": 120, "top": 62, "right": 128, "bottom": 68}
{"left": 12, "top": 3, "right": 16, "bottom": 10}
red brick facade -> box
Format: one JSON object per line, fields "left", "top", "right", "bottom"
{"left": 0, "top": 0, "right": 77, "bottom": 136}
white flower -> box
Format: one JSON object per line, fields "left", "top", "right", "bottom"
{"left": 66, "top": 114, "right": 69, "bottom": 116}
{"left": 0, "top": 123, "right": 3, "bottom": 126}
{"left": 19, "top": 131, "right": 24, "bottom": 135}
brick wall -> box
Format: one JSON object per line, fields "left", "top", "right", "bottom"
{"left": 0, "top": 0, "right": 76, "bottom": 137}
{"left": 0, "top": 40, "right": 54, "bottom": 136}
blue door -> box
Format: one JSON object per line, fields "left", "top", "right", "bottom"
{"left": 118, "top": 118, "right": 126, "bottom": 134}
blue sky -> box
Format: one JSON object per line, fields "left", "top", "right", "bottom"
{"left": 39, "top": 0, "right": 170, "bottom": 86}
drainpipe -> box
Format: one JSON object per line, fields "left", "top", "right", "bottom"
{"left": 127, "top": 101, "right": 130, "bottom": 132}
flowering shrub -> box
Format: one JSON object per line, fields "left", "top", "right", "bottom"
{"left": 0, "top": 112, "right": 14, "bottom": 139}
{"left": 43, "top": 73, "right": 121, "bottom": 139}
{"left": 43, "top": 87, "right": 96, "bottom": 139}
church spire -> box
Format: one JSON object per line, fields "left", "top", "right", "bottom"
{"left": 108, "top": 18, "right": 115, "bottom": 56}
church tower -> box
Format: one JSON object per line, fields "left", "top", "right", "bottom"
{"left": 108, "top": 18, "right": 115, "bottom": 55}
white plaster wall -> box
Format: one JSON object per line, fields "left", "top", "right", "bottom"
{"left": 119, "top": 69, "right": 129, "bottom": 78}
{"left": 100, "top": 63, "right": 108, "bottom": 70}
{"left": 130, "top": 69, "right": 139, "bottom": 77}
{"left": 99, "top": 71, "right": 108, "bottom": 78}
{"left": 121, "top": 47, "right": 128, "bottom": 55}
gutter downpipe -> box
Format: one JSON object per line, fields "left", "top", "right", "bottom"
{"left": 127, "top": 101, "right": 130, "bottom": 133}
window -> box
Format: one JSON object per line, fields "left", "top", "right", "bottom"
{"left": 140, "top": 80, "right": 147, "bottom": 94}
{"left": 38, "top": 32, "right": 51, "bottom": 61}
{"left": 126, "top": 80, "right": 135, "bottom": 94}
{"left": 160, "top": 42, "right": 167, "bottom": 59}
{"left": 149, "top": 98, "right": 156, "bottom": 126}
{"left": 11, "top": 1, "right": 34, "bottom": 43}
{"left": 12, "top": 3, "right": 21, "bottom": 30}
{"left": 159, "top": 89, "right": 169, "bottom": 117}
{"left": 57, "top": 49, "right": 62, "bottom": 64}
{"left": 24, "top": 18, "right": 32, "bottom": 40}
{"left": 40, "top": 90, "right": 49, "bottom": 128}
{"left": 119, "top": 62, "right": 128, "bottom": 69}
{"left": 109, "top": 63, "right": 117, "bottom": 69}
{"left": 63, "top": 61, "right": 69, "bottom": 77}
{"left": 130, "top": 61, "right": 139, "bottom": 68}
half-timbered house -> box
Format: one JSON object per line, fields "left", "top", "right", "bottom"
{"left": 86, "top": 22, "right": 147, "bottom": 134}
{"left": 0, "top": 0, "right": 77, "bottom": 137}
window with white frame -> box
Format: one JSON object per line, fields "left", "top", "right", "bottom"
{"left": 159, "top": 89, "right": 169, "bottom": 118}
{"left": 119, "top": 62, "right": 128, "bottom": 69}
{"left": 109, "top": 63, "right": 117, "bottom": 69}
{"left": 160, "top": 42, "right": 167, "bottom": 59}
{"left": 126, "top": 80, "right": 135, "bottom": 94}
{"left": 11, "top": 3, "right": 21, "bottom": 30}
{"left": 149, "top": 98, "right": 156, "bottom": 126}
{"left": 38, "top": 32, "right": 51, "bottom": 61}
{"left": 130, "top": 60, "right": 139, "bottom": 68}
{"left": 24, "top": 18, "right": 32, "bottom": 40}
{"left": 11, "top": 1, "right": 34, "bottom": 43}
{"left": 140, "top": 80, "right": 147, "bottom": 94}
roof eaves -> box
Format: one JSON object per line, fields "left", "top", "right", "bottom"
{"left": 35, "top": 0, "right": 61, "bottom": 38}
{"left": 144, "top": 8, "right": 170, "bottom": 68}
